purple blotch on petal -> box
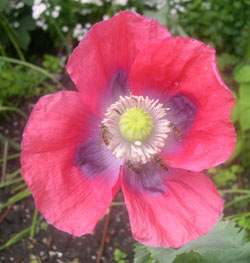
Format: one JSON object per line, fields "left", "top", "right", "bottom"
{"left": 123, "top": 161, "right": 167, "bottom": 195}
{"left": 75, "top": 138, "right": 120, "bottom": 177}
{"left": 164, "top": 94, "right": 197, "bottom": 132}
{"left": 162, "top": 94, "right": 197, "bottom": 154}
{"left": 111, "top": 69, "right": 130, "bottom": 101}
{"left": 100, "top": 69, "right": 130, "bottom": 116}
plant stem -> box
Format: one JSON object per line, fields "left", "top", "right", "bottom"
{"left": 0, "top": 56, "right": 65, "bottom": 90}
{"left": 0, "top": 12, "right": 25, "bottom": 61}
{"left": 96, "top": 208, "right": 111, "bottom": 263}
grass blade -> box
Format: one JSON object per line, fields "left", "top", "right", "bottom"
{"left": 224, "top": 194, "right": 250, "bottom": 209}
{"left": 0, "top": 134, "right": 21, "bottom": 151}
{"left": 30, "top": 208, "right": 38, "bottom": 237}
{"left": 0, "top": 106, "right": 27, "bottom": 118}
{"left": 0, "top": 188, "right": 31, "bottom": 210}
{"left": 0, "top": 226, "right": 31, "bottom": 250}
{"left": 0, "top": 177, "right": 23, "bottom": 189}
{"left": 11, "top": 182, "right": 27, "bottom": 194}
{"left": 0, "top": 153, "right": 20, "bottom": 163}
{"left": 7, "top": 168, "right": 21, "bottom": 180}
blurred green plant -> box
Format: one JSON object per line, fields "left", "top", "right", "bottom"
{"left": 0, "top": 56, "right": 63, "bottom": 111}
{"left": 207, "top": 31, "right": 250, "bottom": 234}
{"left": 0, "top": 0, "right": 147, "bottom": 58}
{"left": 0, "top": 61, "right": 44, "bottom": 105}
{"left": 209, "top": 165, "right": 242, "bottom": 187}
{"left": 42, "top": 54, "right": 62, "bottom": 73}
{"left": 173, "top": 0, "right": 250, "bottom": 57}
{"left": 114, "top": 248, "right": 129, "bottom": 263}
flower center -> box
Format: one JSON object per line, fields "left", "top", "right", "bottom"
{"left": 102, "top": 95, "right": 171, "bottom": 164}
{"left": 119, "top": 106, "right": 153, "bottom": 142}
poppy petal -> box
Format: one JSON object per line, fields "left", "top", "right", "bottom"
{"left": 130, "top": 37, "right": 236, "bottom": 171}
{"left": 121, "top": 166, "right": 223, "bottom": 248}
{"left": 66, "top": 11, "right": 170, "bottom": 116}
{"left": 21, "top": 91, "right": 121, "bottom": 235}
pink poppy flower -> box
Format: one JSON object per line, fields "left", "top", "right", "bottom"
{"left": 21, "top": 11, "right": 236, "bottom": 248}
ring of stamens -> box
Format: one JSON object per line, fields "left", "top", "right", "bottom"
{"left": 102, "top": 95, "right": 171, "bottom": 164}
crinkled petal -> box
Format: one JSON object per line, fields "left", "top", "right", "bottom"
{"left": 21, "top": 91, "right": 121, "bottom": 235}
{"left": 130, "top": 37, "right": 236, "bottom": 171}
{"left": 122, "top": 166, "right": 223, "bottom": 248}
{"left": 66, "top": 11, "right": 170, "bottom": 116}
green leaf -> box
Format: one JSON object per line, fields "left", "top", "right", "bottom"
{"left": 197, "top": 244, "right": 250, "bottom": 263}
{"left": 174, "top": 251, "right": 203, "bottom": 263}
{"left": 234, "top": 65, "right": 250, "bottom": 83}
{"left": 134, "top": 221, "right": 250, "bottom": 263}
{"left": 19, "top": 15, "right": 36, "bottom": 31}
{"left": 238, "top": 83, "right": 250, "bottom": 131}
{"left": 15, "top": 28, "right": 31, "bottom": 51}
{"left": 134, "top": 243, "right": 158, "bottom": 263}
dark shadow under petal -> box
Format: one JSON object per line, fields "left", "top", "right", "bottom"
{"left": 123, "top": 161, "right": 167, "bottom": 195}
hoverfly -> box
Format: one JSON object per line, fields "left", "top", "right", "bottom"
{"left": 154, "top": 155, "right": 168, "bottom": 171}
{"left": 100, "top": 124, "right": 113, "bottom": 146}
{"left": 125, "top": 160, "right": 141, "bottom": 174}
